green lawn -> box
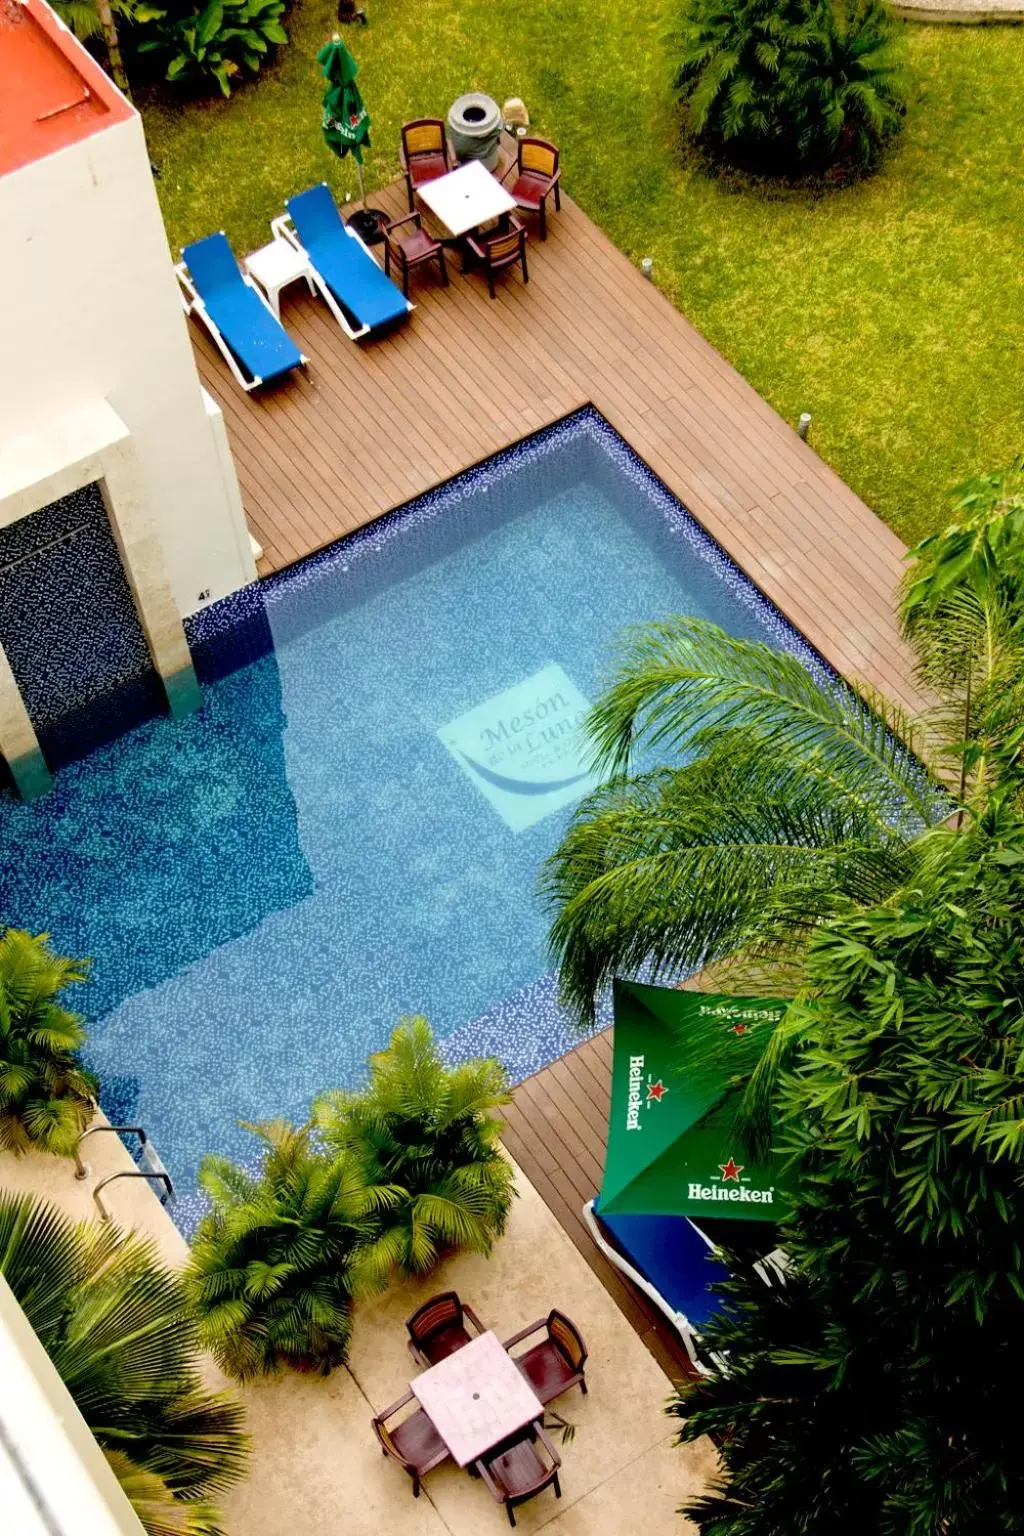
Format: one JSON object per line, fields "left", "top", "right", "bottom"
{"left": 142, "top": 7, "right": 1024, "bottom": 547}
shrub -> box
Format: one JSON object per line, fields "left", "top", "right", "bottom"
{"left": 0, "top": 1192, "right": 248, "bottom": 1536}
{"left": 314, "top": 1017, "right": 516, "bottom": 1287}
{"left": 671, "top": 813, "right": 1024, "bottom": 1533}
{"left": 135, "top": 0, "right": 288, "bottom": 97}
{"left": 188, "top": 1119, "right": 374, "bottom": 1379}
{"left": 0, "top": 927, "right": 96, "bottom": 1157}
{"left": 673, "top": 0, "right": 907, "bottom": 177}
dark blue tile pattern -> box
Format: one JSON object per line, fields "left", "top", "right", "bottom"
{"left": 0, "top": 484, "right": 160, "bottom": 768}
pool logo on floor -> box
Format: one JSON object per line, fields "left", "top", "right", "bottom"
{"left": 438, "top": 663, "right": 600, "bottom": 832}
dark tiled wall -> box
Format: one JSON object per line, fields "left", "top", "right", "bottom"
{"left": 0, "top": 484, "right": 163, "bottom": 768}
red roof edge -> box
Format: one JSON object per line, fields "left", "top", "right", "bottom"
{"left": 0, "top": 0, "right": 136, "bottom": 179}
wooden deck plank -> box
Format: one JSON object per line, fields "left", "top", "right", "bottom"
{"left": 192, "top": 176, "right": 923, "bottom": 713}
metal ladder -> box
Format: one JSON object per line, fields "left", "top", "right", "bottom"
{"left": 73, "top": 1124, "right": 176, "bottom": 1222}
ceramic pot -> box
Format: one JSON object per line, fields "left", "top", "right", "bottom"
{"left": 447, "top": 93, "right": 502, "bottom": 170}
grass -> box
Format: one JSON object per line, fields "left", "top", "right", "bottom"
{"left": 141, "top": 7, "right": 1024, "bottom": 548}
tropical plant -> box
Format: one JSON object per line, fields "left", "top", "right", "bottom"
{"left": 673, "top": 0, "right": 907, "bottom": 176}
{"left": 671, "top": 806, "right": 1024, "bottom": 1533}
{"left": 50, "top": 0, "right": 142, "bottom": 93}
{"left": 135, "top": 0, "right": 288, "bottom": 97}
{"left": 543, "top": 462, "right": 1024, "bottom": 1028}
{"left": 0, "top": 1192, "right": 248, "bottom": 1536}
{"left": 0, "top": 927, "right": 96, "bottom": 1157}
{"left": 313, "top": 1017, "right": 516, "bottom": 1287}
{"left": 188, "top": 1119, "right": 377, "bottom": 1379}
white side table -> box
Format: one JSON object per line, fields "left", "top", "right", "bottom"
{"left": 244, "top": 237, "right": 315, "bottom": 320}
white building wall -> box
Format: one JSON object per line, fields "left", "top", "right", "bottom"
{"left": 0, "top": 111, "right": 255, "bottom": 617}
{"left": 0, "top": 1276, "right": 145, "bottom": 1536}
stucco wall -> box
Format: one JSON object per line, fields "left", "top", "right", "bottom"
{"left": 0, "top": 111, "right": 255, "bottom": 617}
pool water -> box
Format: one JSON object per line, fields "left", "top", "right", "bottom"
{"left": 0, "top": 412, "right": 821, "bottom": 1230}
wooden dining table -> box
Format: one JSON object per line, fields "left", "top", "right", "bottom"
{"left": 410, "top": 1328, "right": 544, "bottom": 1467}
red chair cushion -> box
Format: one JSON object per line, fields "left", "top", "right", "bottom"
{"left": 509, "top": 171, "right": 553, "bottom": 210}
{"left": 391, "top": 1408, "right": 447, "bottom": 1472}
{"left": 515, "top": 1341, "right": 579, "bottom": 1405}
{"left": 409, "top": 154, "right": 448, "bottom": 187}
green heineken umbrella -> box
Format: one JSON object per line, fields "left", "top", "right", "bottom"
{"left": 317, "top": 34, "right": 372, "bottom": 213}
{"left": 599, "top": 979, "right": 793, "bottom": 1223}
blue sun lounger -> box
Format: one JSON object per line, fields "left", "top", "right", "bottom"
{"left": 177, "top": 232, "right": 306, "bottom": 393}
{"left": 272, "top": 183, "right": 411, "bottom": 342}
{"left": 583, "top": 1199, "right": 786, "bottom": 1373}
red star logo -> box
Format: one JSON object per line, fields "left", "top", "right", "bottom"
{"left": 719, "top": 1157, "right": 743, "bottom": 1182}
{"left": 731, "top": 1023, "right": 749, "bottom": 1035}
{"left": 646, "top": 1079, "right": 667, "bottom": 1103}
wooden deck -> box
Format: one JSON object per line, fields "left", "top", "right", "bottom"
{"left": 193, "top": 169, "right": 924, "bottom": 718}
{"left": 192, "top": 170, "right": 928, "bottom": 1381}
{"left": 501, "top": 1029, "right": 698, "bottom": 1384}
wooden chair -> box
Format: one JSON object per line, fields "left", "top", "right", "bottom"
{"left": 501, "top": 137, "right": 561, "bottom": 240}
{"left": 400, "top": 119, "right": 451, "bottom": 211}
{"left": 465, "top": 216, "right": 528, "bottom": 300}
{"left": 406, "top": 1291, "right": 486, "bottom": 1367}
{"left": 502, "top": 1310, "right": 588, "bottom": 1406}
{"left": 370, "top": 1390, "right": 450, "bottom": 1498}
{"left": 383, "top": 212, "right": 448, "bottom": 297}
{"left": 475, "top": 1423, "right": 562, "bottom": 1528}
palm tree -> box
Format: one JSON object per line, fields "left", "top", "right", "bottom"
{"left": 0, "top": 927, "right": 96, "bottom": 1157}
{"left": 313, "top": 1017, "right": 516, "bottom": 1288}
{"left": 50, "top": 0, "right": 139, "bottom": 94}
{"left": 0, "top": 1192, "right": 248, "bottom": 1536}
{"left": 50, "top": 0, "right": 137, "bottom": 94}
{"left": 187, "top": 1120, "right": 378, "bottom": 1380}
{"left": 673, "top": 0, "right": 906, "bottom": 175}
{"left": 543, "top": 463, "right": 1024, "bottom": 1029}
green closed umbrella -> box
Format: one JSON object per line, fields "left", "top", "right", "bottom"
{"left": 599, "top": 980, "right": 794, "bottom": 1223}
{"left": 317, "top": 34, "right": 375, "bottom": 229}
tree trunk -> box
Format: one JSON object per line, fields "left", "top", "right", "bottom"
{"left": 94, "top": 0, "right": 131, "bottom": 99}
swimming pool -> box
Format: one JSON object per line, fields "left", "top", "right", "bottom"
{"left": 0, "top": 410, "right": 825, "bottom": 1230}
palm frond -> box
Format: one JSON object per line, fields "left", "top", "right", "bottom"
{"left": 0, "top": 1194, "right": 246, "bottom": 1536}
{"left": 543, "top": 739, "right": 918, "bottom": 1024}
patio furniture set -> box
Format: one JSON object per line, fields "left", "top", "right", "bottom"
{"left": 176, "top": 123, "right": 562, "bottom": 393}
{"left": 372, "top": 1290, "right": 588, "bottom": 1527}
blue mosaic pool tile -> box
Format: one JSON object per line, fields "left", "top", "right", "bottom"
{"left": 3, "top": 406, "right": 927, "bottom": 1239}
{"left": 440, "top": 971, "right": 612, "bottom": 1083}
{"left": 0, "top": 484, "right": 163, "bottom": 769}
{"left": 184, "top": 580, "right": 274, "bottom": 684}
{"left": 247, "top": 406, "right": 838, "bottom": 691}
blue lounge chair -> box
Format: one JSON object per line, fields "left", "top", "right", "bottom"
{"left": 583, "top": 1199, "right": 786, "bottom": 1374}
{"left": 177, "top": 233, "right": 306, "bottom": 393}
{"left": 273, "top": 184, "right": 411, "bottom": 342}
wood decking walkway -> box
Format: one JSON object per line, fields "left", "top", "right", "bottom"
{"left": 192, "top": 168, "right": 924, "bottom": 719}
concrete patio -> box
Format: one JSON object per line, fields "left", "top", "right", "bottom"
{"left": 0, "top": 1118, "right": 715, "bottom": 1533}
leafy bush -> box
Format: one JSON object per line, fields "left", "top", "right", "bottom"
{"left": 136, "top": 0, "right": 288, "bottom": 97}
{"left": 314, "top": 1017, "right": 516, "bottom": 1287}
{"left": 0, "top": 927, "right": 96, "bottom": 1157}
{"left": 672, "top": 811, "right": 1024, "bottom": 1533}
{"left": 673, "top": 0, "right": 907, "bottom": 177}
{"left": 0, "top": 1192, "right": 248, "bottom": 1536}
{"left": 188, "top": 1119, "right": 377, "bottom": 1379}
